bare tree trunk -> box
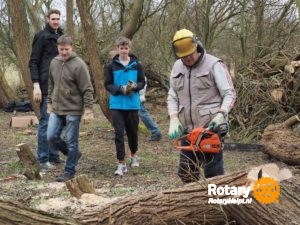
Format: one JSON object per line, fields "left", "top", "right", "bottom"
{"left": 76, "top": 0, "right": 111, "bottom": 123}
{"left": 0, "top": 67, "right": 18, "bottom": 102}
{"left": 0, "top": 86, "right": 7, "bottom": 108}
{"left": 66, "top": 0, "right": 75, "bottom": 39}
{"left": 7, "top": 0, "right": 39, "bottom": 117}
{"left": 120, "top": 0, "right": 144, "bottom": 39}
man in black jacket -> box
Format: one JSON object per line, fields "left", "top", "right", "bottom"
{"left": 29, "top": 9, "right": 64, "bottom": 170}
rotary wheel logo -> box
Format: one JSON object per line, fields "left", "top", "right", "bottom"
{"left": 253, "top": 177, "right": 280, "bottom": 204}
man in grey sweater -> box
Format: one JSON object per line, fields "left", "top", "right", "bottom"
{"left": 47, "top": 35, "right": 94, "bottom": 182}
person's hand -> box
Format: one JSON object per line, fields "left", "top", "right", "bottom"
{"left": 140, "top": 94, "right": 146, "bottom": 103}
{"left": 126, "top": 80, "right": 137, "bottom": 95}
{"left": 83, "top": 108, "right": 94, "bottom": 124}
{"left": 119, "top": 85, "right": 128, "bottom": 95}
{"left": 209, "top": 113, "right": 225, "bottom": 130}
{"left": 47, "top": 103, "right": 53, "bottom": 114}
{"left": 168, "top": 116, "right": 184, "bottom": 139}
{"left": 33, "top": 83, "right": 42, "bottom": 103}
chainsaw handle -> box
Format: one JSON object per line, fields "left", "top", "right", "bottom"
{"left": 175, "top": 135, "right": 197, "bottom": 151}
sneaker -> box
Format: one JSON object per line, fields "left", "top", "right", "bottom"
{"left": 130, "top": 156, "right": 140, "bottom": 167}
{"left": 148, "top": 133, "right": 162, "bottom": 141}
{"left": 114, "top": 163, "right": 128, "bottom": 176}
{"left": 40, "top": 162, "right": 55, "bottom": 170}
{"left": 56, "top": 172, "right": 74, "bottom": 182}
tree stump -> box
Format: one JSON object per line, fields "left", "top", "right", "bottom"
{"left": 260, "top": 114, "right": 300, "bottom": 165}
{"left": 65, "top": 174, "right": 95, "bottom": 198}
{"left": 16, "top": 143, "right": 41, "bottom": 180}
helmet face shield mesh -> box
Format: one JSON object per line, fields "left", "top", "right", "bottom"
{"left": 173, "top": 37, "right": 196, "bottom": 58}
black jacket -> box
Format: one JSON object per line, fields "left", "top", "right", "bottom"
{"left": 29, "top": 24, "right": 63, "bottom": 95}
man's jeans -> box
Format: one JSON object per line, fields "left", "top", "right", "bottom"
{"left": 138, "top": 103, "right": 161, "bottom": 136}
{"left": 47, "top": 113, "right": 81, "bottom": 175}
{"left": 37, "top": 97, "right": 60, "bottom": 163}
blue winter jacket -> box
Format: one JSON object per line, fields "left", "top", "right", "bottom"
{"left": 104, "top": 54, "right": 145, "bottom": 110}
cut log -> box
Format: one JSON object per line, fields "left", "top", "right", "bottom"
{"left": 16, "top": 143, "right": 41, "bottom": 180}
{"left": 0, "top": 168, "right": 299, "bottom": 225}
{"left": 65, "top": 174, "right": 95, "bottom": 198}
{"left": 73, "top": 169, "right": 300, "bottom": 225}
{"left": 224, "top": 176, "right": 300, "bottom": 225}
{"left": 260, "top": 114, "right": 300, "bottom": 165}
{"left": 0, "top": 199, "right": 79, "bottom": 225}
{"left": 75, "top": 171, "right": 248, "bottom": 225}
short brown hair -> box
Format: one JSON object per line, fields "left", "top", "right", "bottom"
{"left": 57, "top": 35, "right": 73, "bottom": 46}
{"left": 116, "top": 36, "right": 132, "bottom": 47}
{"left": 47, "top": 9, "right": 61, "bottom": 18}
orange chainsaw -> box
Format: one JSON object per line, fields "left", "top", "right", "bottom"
{"left": 175, "top": 126, "right": 222, "bottom": 154}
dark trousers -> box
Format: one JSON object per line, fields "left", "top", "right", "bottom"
{"left": 111, "top": 109, "right": 139, "bottom": 161}
{"left": 178, "top": 138, "right": 224, "bottom": 183}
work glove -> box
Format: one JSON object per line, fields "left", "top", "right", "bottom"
{"left": 209, "top": 113, "right": 225, "bottom": 130}
{"left": 284, "top": 64, "right": 294, "bottom": 74}
{"left": 47, "top": 103, "right": 53, "bottom": 114}
{"left": 33, "top": 82, "right": 42, "bottom": 103}
{"left": 291, "top": 61, "right": 300, "bottom": 67}
{"left": 82, "top": 108, "right": 94, "bottom": 124}
{"left": 140, "top": 94, "right": 146, "bottom": 103}
{"left": 168, "top": 117, "right": 184, "bottom": 139}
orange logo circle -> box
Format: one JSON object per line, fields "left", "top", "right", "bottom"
{"left": 253, "top": 177, "right": 280, "bottom": 204}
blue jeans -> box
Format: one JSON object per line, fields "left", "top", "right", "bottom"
{"left": 138, "top": 103, "right": 161, "bottom": 136}
{"left": 47, "top": 113, "right": 81, "bottom": 175}
{"left": 37, "top": 97, "right": 60, "bottom": 163}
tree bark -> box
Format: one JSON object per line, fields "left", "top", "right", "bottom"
{"left": 65, "top": 174, "right": 95, "bottom": 198}
{"left": 7, "top": 0, "right": 40, "bottom": 118}
{"left": 224, "top": 176, "right": 300, "bottom": 225}
{"left": 76, "top": 0, "right": 111, "bottom": 123}
{"left": 75, "top": 171, "right": 248, "bottom": 225}
{"left": 0, "top": 199, "right": 79, "bottom": 225}
{"left": 66, "top": 0, "right": 75, "bottom": 40}
{"left": 120, "top": 0, "right": 144, "bottom": 39}
{"left": 0, "top": 170, "right": 299, "bottom": 225}
{"left": 260, "top": 114, "right": 300, "bottom": 165}
{"left": 16, "top": 143, "right": 41, "bottom": 180}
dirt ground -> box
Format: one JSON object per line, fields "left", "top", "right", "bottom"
{"left": 0, "top": 100, "right": 288, "bottom": 218}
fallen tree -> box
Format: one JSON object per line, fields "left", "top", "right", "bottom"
{"left": 1, "top": 168, "right": 299, "bottom": 225}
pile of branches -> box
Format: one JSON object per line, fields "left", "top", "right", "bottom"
{"left": 230, "top": 51, "right": 300, "bottom": 142}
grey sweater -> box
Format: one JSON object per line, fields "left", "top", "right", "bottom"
{"left": 48, "top": 52, "right": 94, "bottom": 115}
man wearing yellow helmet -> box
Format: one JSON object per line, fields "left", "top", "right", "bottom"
{"left": 167, "top": 29, "right": 236, "bottom": 183}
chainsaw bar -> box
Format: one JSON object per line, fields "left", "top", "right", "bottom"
{"left": 223, "top": 143, "right": 265, "bottom": 152}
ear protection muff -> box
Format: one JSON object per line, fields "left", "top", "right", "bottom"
{"left": 172, "top": 35, "right": 205, "bottom": 59}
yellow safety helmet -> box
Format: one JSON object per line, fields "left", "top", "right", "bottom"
{"left": 172, "top": 29, "right": 197, "bottom": 58}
